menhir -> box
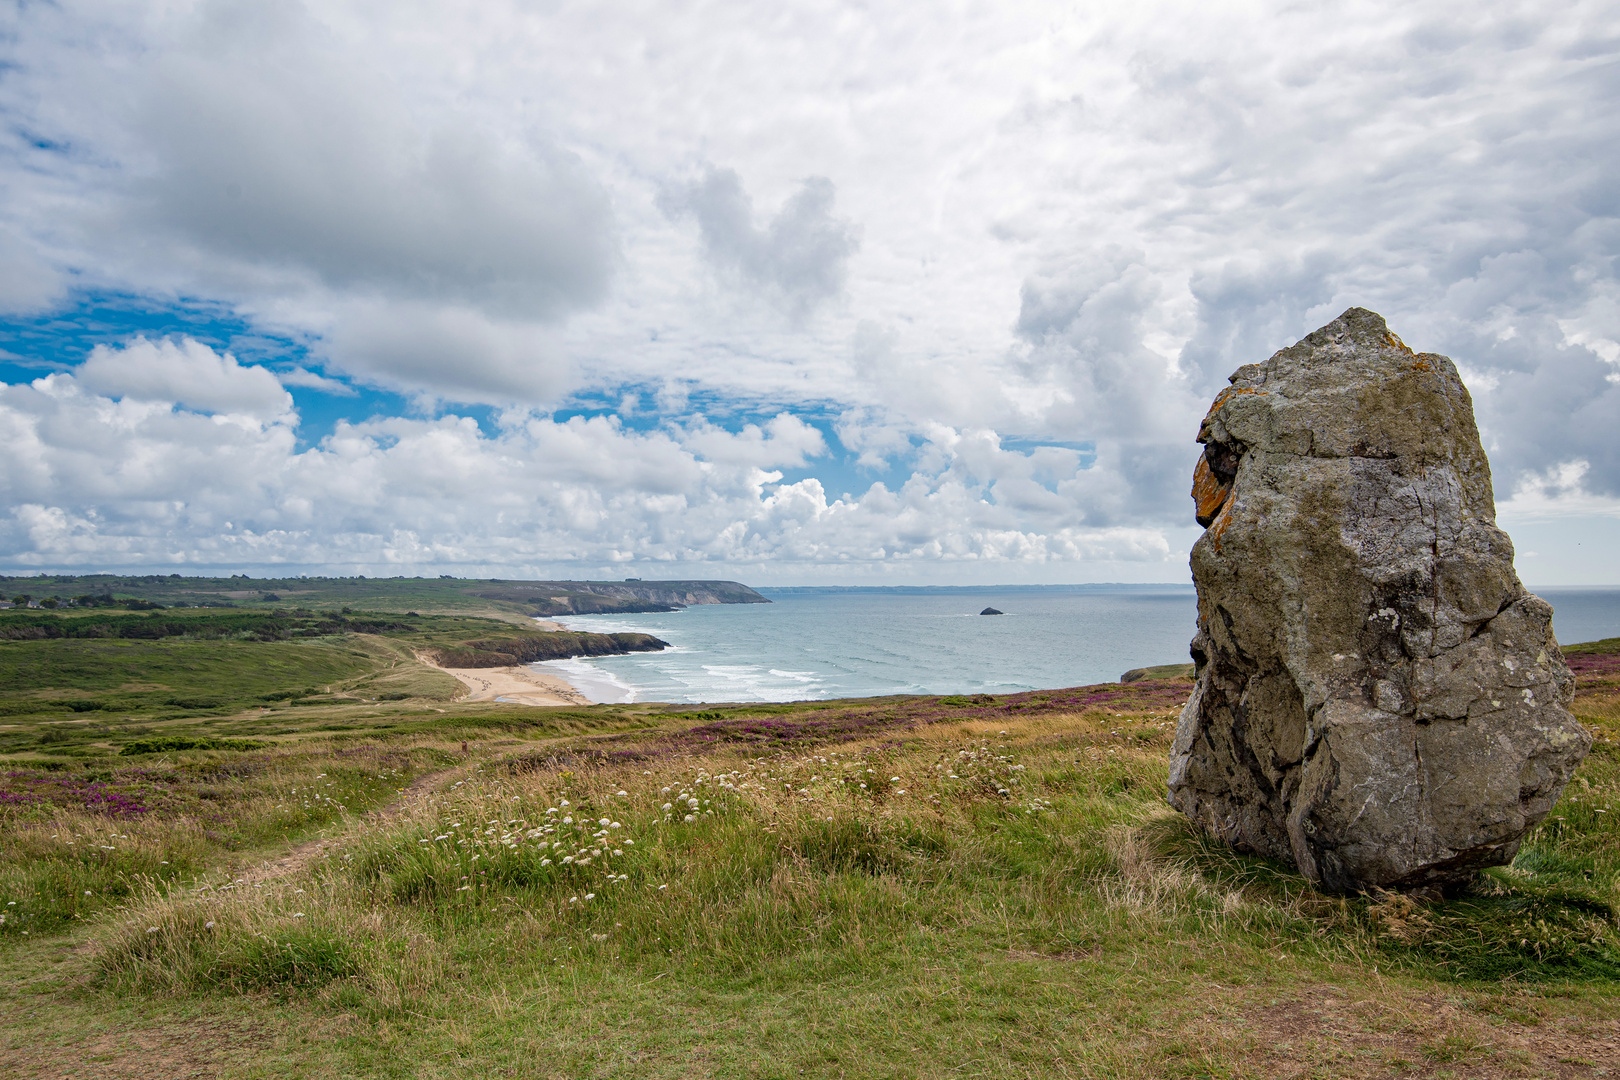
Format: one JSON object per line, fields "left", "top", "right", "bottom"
{"left": 1167, "top": 307, "right": 1590, "bottom": 894}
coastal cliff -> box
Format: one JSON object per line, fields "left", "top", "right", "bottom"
{"left": 467, "top": 579, "right": 770, "bottom": 616}
{"left": 425, "top": 630, "right": 669, "bottom": 668}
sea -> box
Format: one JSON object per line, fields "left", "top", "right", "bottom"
{"left": 539, "top": 585, "right": 1620, "bottom": 706}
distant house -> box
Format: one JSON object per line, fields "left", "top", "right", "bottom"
{"left": 0, "top": 601, "right": 11, "bottom": 610}
{"left": 25, "top": 600, "right": 41, "bottom": 609}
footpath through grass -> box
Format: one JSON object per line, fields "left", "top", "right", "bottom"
{"left": 0, "top": 649, "right": 1618, "bottom": 1077}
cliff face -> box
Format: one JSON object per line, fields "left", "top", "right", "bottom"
{"left": 427, "top": 631, "right": 668, "bottom": 668}
{"left": 467, "top": 579, "right": 770, "bottom": 616}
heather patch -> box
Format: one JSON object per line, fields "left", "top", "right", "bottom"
{"left": 659, "top": 680, "right": 1194, "bottom": 749}
{"left": 0, "top": 768, "right": 184, "bottom": 817}
{"left": 1567, "top": 637, "right": 1620, "bottom": 697}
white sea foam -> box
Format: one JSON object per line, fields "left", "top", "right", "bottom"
{"left": 537, "top": 658, "right": 636, "bottom": 704}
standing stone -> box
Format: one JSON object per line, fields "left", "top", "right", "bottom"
{"left": 1167, "top": 308, "right": 1591, "bottom": 894}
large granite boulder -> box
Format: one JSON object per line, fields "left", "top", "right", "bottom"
{"left": 1167, "top": 308, "right": 1591, "bottom": 894}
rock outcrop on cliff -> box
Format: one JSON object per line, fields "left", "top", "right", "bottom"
{"left": 467, "top": 579, "right": 770, "bottom": 616}
{"left": 1167, "top": 308, "right": 1591, "bottom": 894}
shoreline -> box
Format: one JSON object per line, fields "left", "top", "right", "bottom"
{"left": 419, "top": 652, "right": 592, "bottom": 707}
{"left": 416, "top": 618, "right": 648, "bottom": 706}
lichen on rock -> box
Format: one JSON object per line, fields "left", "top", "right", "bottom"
{"left": 1167, "top": 307, "right": 1591, "bottom": 894}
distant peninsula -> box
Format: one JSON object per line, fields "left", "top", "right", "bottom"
{"left": 0, "top": 574, "right": 770, "bottom": 620}
{"left": 467, "top": 579, "right": 770, "bottom": 616}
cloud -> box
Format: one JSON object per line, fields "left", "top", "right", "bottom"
{"left": 660, "top": 167, "right": 860, "bottom": 317}
{"left": 276, "top": 366, "right": 356, "bottom": 396}
{"left": 7, "top": 0, "right": 616, "bottom": 405}
{"left": 0, "top": 226, "right": 67, "bottom": 316}
{"left": 134, "top": 3, "right": 616, "bottom": 319}
{"left": 677, "top": 413, "right": 828, "bottom": 468}
{"left": 0, "top": 363, "right": 1185, "bottom": 576}
{"left": 320, "top": 301, "right": 571, "bottom": 405}
{"left": 2, "top": 0, "right": 1619, "bottom": 578}
{"left": 75, "top": 337, "right": 293, "bottom": 421}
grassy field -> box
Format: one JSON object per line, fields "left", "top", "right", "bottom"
{"left": 0, "top": 633, "right": 1617, "bottom": 1077}
{"left": 0, "top": 607, "right": 675, "bottom": 762}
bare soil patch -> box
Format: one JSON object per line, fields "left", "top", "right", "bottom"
{"left": 0, "top": 1008, "right": 286, "bottom": 1079}
{"left": 1244, "top": 984, "right": 1620, "bottom": 1078}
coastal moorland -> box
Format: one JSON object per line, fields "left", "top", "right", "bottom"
{"left": 0, "top": 583, "right": 1617, "bottom": 1078}
{"left": 0, "top": 574, "right": 770, "bottom": 619}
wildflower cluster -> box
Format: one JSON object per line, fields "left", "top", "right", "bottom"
{"left": 658, "top": 770, "right": 736, "bottom": 822}
{"left": 938, "top": 740, "right": 1026, "bottom": 799}
{"left": 657, "top": 750, "right": 904, "bottom": 814}
{"left": 355, "top": 784, "right": 639, "bottom": 904}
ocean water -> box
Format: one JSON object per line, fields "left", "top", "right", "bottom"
{"left": 543, "top": 585, "right": 1197, "bottom": 705}
{"left": 541, "top": 585, "right": 1620, "bottom": 706}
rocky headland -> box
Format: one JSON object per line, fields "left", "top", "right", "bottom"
{"left": 466, "top": 579, "right": 770, "bottom": 616}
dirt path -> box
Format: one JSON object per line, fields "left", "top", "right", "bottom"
{"left": 236, "top": 767, "right": 459, "bottom": 884}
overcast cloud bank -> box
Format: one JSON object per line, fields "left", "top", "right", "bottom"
{"left": 1, "top": 0, "right": 1616, "bottom": 583}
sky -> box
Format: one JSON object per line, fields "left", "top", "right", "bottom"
{"left": 1, "top": 0, "right": 1617, "bottom": 586}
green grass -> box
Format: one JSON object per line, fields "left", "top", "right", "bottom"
{"left": 2, "top": 635, "right": 1618, "bottom": 1076}
{"left": 0, "top": 608, "right": 681, "bottom": 759}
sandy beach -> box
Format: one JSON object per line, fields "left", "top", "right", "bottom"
{"left": 420, "top": 654, "right": 592, "bottom": 707}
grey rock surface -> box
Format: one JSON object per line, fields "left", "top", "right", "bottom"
{"left": 1167, "top": 307, "right": 1591, "bottom": 893}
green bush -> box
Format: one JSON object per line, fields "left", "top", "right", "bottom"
{"left": 120, "top": 736, "right": 268, "bottom": 756}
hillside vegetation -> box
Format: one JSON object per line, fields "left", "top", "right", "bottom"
{"left": 0, "top": 624, "right": 1617, "bottom": 1076}
{"left": 0, "top": 608, "right": 664, "bottom": 760}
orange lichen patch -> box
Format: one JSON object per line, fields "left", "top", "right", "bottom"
{"left": 1206, "top": 497, "right": 1235, "bottom": 548}
{"left": 1192, "top": 455, "right": 1230, "bottom": 528}
{"left": 1384, "top": 330, "right": 1414, "bottom": 354}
